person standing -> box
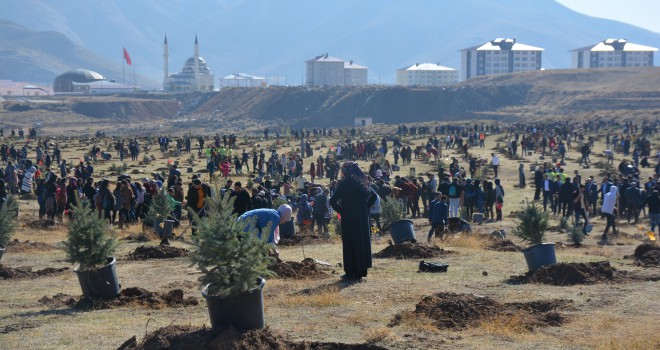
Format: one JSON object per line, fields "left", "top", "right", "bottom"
{"left": 494, "top": 178, "right": 505, "bottom": 221}
{"left": 600, "top": 186, "right": 618, "bottom": 242}
{"left": 330, "top": 162, "right": 377, "bottom": 282}
{"left": 573, "top": 185, "right": 590, "bottom": 234}
{"left": 641, "top": 190, "right": 659, "bottom": 236}
{"left": 491, "top": 153, "right": 500, "bottom": 178}
{"left": 186, "top": 178, "right": 211, "bottom": 235}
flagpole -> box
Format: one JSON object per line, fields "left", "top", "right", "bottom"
{"left": 133, "top": 61, "right": 136, "bottom": 89}
{"left": 122, "top": 52, "right": 125, "bottom": 85}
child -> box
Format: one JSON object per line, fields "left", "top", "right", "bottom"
{"left": 428, "top": 193, "right": 448, "bottom": 242}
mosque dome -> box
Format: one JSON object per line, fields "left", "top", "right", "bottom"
{"left": 180, "top": 57, "right": 212, "bottom": 75}
{"left": 53, "top": 68, "right": 106, "bottom": 92}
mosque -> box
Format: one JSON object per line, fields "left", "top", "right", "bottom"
{"left": 163, "top": 35, "right": 215, "bottom": 91}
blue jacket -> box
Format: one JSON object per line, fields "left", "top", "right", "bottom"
{"left": 430, "top": 201, "right": 449, "bottom": 225}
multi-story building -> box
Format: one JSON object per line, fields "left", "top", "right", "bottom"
{"left": 220, "top": 73, "right": 266, "bottom": 88}
{"left": 344, "top": 61, "right": 368, "bottom": 86}
{"left": 396, "top": 63, "right": 458, "bottom": 86}
{"left": 460, "top": 38, "right": 543, "bottom": 81}
{"left": 571, "top": 39, "right": 657, "bottom": 69}
{"left": 306, "top": 54, "right": 368, "bottom": 86}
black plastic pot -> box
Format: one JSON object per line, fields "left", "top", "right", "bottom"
{"left": 387, "top": 219, "right": 416, "bottom": 244}
{"left": 74, "top": 257, "right": 121, "bottom": 299}
{"left": 522, "top": 243, "right": 557, "bottom": 272}
{"left": 202, "top": 277, "right": 266, "bottom": 331}
{"left": 162, "top": 220, "right": 175, "bottom": 238}
{"left": 0, "top": 245, "right": 5, "bottom": 261}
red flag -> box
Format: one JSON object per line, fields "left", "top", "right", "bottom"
{"left": 123, "top": 47, "right": 132, "bottom": 66}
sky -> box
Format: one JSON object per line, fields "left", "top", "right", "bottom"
{"left": 557, "top": 0, "right": 660, "bottom": 33}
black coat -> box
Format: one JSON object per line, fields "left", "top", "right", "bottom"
{"left": 231, "top": 189, "right": 252, "bottom": 215}
{"left": 330, "top": 180, "right": 376, "bottom": 279}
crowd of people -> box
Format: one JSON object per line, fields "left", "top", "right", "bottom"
{"left": 0, "top": 118, "right": 658, "bottom": 280}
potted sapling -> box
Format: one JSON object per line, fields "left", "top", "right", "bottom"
{"left": 512, "top": 203, "right": 556, "bottom": 271}
{"left": 190, "top": 192, "right": 275, "bottom": 331}
{"left": 65, "top": 202, "right": 120, "bottom": 299}
{"left": 0, "top": 196, "right": 19, "bottom": 261}
{"left": 381, "top": 198, "right": 416, "bottom": 244}
{"left": 146, "top": 186, "right": 176, "bottom": 244}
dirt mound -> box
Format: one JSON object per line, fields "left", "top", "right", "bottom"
{"left": 5, "top": 239, "right": 57, "bottom": 252}
{"left": 0, "top": 321, "right": 41, "bottom": 334}
{"left": 507, "top": 261, "right": 623, "bottom": 286}
{"left": 633, "top": 243, "right": 660, "bottom": 267}
{"left": 0, "top": 264, "right": 69, "bottom": 279}
{"left": 269, "top": 258, "right": 330, "bottom": 279}
{"left": 117, "top": 325, "right": 388, "bottom": 350}
{"left": 278, "top": 234, "right": 329, "bottom": 246}
{"left": 127, "top": 245, "right": 189, "bottom": 260}
{"left": 373, "top": 242, "right": 454, "bottom": 259}
{"left": 389, "top": 292, "right": 570, "bottom": 330}
{"left": 39, "top": 287, "right": 198, "bottom": 310}
{"left": 485, "top": 239, "right": 520, "bottom": 252}
{"left": 24, "top": 219, "right": 65, "bottom": 230}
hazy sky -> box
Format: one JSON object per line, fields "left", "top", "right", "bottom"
{"left": 558, "top": 0, "right": 660, "bottom": 33}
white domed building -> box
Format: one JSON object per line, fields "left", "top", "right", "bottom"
{"left": 163, "top": 35, "right": 215, "bottom": 91}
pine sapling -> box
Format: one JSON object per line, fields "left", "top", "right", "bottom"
{"left": 146, "top": 186, "right": 176, "bottom": 223}
{"left": 0, "top": 196, "right": 19, "bottom": 248}
{"left": 189, "top": 191, "right": 275, "bottom": 297}
{"left": 65, "top": 202, "right": 117, "bottom": 271}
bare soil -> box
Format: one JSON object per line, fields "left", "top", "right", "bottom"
{"left": 5, "top": 239, "right": 57, "bottom": 252}
{"left": 389, "top": 292, "right": 571, "bottom": 330}
{"left": 38, "top": 287, "right": 198, "bottom": 310}
{"left": 507, "top": 261, "right": 633, "bottom": 285}
{"left": 633, "top": 242, "right": 660, "bottom": 267}
{"left": 485, "top": 239, "right": 521, "bottom": 252}
{"left": 278, "top": 235, "right": 329, "bottom": 246}
{"left": 0, "top": 264, "right": 69, "bottom": 279}
{"left": 373, "top": 242, "right": 455, "bottom": 259}
{"left": 269, "top": 258, "right": 331, "bottom": 279}
{"left": 126, "top": 245, "right": 189, "bottom": 260}
{"left": 24, "top": 219, "right": 66, "bottom": 230}
{"left": 117, "top": 325, "right": 388, "bottom": 350}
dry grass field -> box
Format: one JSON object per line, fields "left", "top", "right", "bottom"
{"left": 0, "top": 121, "right": 658, "bottom": 349}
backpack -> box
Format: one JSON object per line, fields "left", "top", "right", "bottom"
{"left": 448, "top": 185, "right": 457, "bottom": 197}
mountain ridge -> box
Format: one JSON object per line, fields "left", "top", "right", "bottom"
{"left": 1, "top": 0, "right": 659, "bottom": 87}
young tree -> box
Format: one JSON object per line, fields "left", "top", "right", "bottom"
{"left": 65, "top": 202, "right": 117, "bottom": 271}
{"left": 189, "top": 192, "right": 275, "bottom": 296}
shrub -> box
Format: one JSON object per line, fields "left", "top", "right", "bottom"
{"left": 381, "top": 198, "right": 405, "bottom": 230}
{"left": 146, "top": 187, "right": 176, "bottom": 223}
{"left": 568, "top": 226, "right": 585, "bottom": 246}
{"left": 271, "top": 196, "right": 288, "bottom": 210}
{"left": 65, "top": 202, "right": 117, "bottom": 271}
{"left": 559, "top": 216, "right": 569, "bottom": 230}
{"left": 189, "top": 192, "right": 275, "bottom": 297}
{"left": 512, "top": 204, "right": 549, "bottom": 246}
{"left": 0, "top": 196, "right": 19, "bottom": 248}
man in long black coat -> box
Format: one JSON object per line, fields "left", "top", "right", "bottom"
{"left": 330, "top": 162, "right": 377, "bottom": 282}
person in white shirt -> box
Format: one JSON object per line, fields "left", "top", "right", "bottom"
{"left": 491, "top": 153, "right": 500, "bottom": 178}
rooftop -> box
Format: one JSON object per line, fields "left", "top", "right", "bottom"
{"left": 572, "top": 39, "right": 658, "bottom": 52}
{"left": 344, "top": 61, "right": 367, "bottom": 69}
{"left": 222, "top": 72, "right": 266, "bottom": 80}
{"left": 307, "top": 53, "right": 344, "bottom": 62}
{"left": 398, "top": 63, "right": 456, "bottom": 71}
{"left": 461, "top": 38, "right": 544, "bottom": 51}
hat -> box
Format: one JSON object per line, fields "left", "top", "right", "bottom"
{"left": 277, "top": 204, "right": 292, "bottom": 222}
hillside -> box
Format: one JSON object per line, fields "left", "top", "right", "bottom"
{"left": 0, "top": 20, "right": 158, "bottom": 87}
{"left": 2, "top": 68, "right": 659, "bottom": 133}
{"left": 190, "top": 67, "right": 660, "bottom": 127}
{"left": 2, "top": 0, "right": 660, "bottom": 84}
